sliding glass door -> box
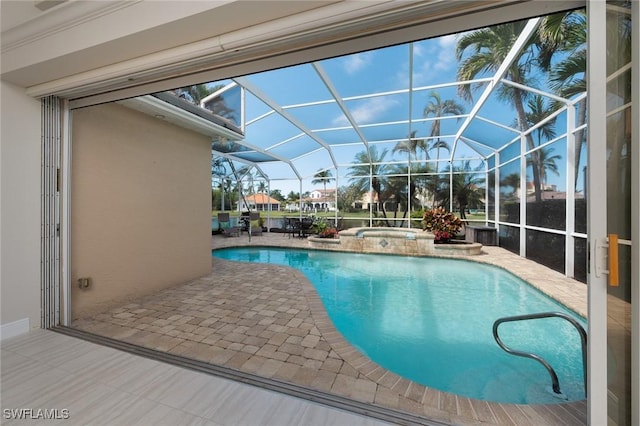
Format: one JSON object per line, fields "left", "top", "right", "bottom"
{"left": 589, "top": 1, "right": 637, "bottom": 425}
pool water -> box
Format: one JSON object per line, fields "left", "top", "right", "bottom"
{"left": 213, "top": 247, "right": 587, "bottom": 404}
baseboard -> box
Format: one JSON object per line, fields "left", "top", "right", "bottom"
{"left": 0, "top": 318, "right": 30, "bottom": 341}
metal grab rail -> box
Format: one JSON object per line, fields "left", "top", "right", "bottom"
{"left": 493, "top": 312, "right": 588, "bottom": 398}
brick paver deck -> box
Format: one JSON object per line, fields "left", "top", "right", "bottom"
{"left": 73, "top": 232, "right": 587, "bottom": 425}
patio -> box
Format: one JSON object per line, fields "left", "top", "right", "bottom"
{"left": 72, "top": 233, "right": 588, "bottom": 426}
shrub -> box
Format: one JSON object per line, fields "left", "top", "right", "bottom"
{"left": 318, "top": 227, "right": 338, "bottom": 238}
{"left": 421, "top": 207, "right": 463, "bottom": 243}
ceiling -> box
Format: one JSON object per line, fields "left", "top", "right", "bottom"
{"left": 1, "top": 0, "right": 342, "bottom": 87}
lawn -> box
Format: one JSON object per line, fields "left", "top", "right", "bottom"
{"left": 212, "top": 209, "right": 487, "bottom": 223}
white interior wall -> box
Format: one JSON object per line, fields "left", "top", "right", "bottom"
{"left": 0, "top": 81, "right": 42, "bottom": 338}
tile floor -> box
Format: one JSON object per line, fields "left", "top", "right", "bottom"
{"left": 70, "top": 232, "right": 589, "bottom": 425}
{"left": 1, "top": 329, "right": 394, "bottom": 425}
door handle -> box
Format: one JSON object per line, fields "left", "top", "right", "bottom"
{"left": 593, "top": 234, "right": 619, "bottom": 286}
{"left": 608, "top": 234, "right": 619, "bottom": 287}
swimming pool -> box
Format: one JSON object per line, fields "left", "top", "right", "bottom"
{"left": 213, "top": 247, "right": 586, "bottom": 404}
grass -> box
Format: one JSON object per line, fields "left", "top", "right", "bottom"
{"left": 212, "top": 209, "right": 487, "bottom": 222}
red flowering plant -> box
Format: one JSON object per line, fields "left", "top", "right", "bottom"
{"left": 312, "top": 217, "right": 339, "bottom": 238}
{"left": 421, "top": 207, "right": 463, "bottom": 243}
{"left": 319, "top": 227, "right": 338, "bottom": 238}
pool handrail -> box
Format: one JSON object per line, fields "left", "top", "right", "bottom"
{"left": 492, "top": 311, "right": 588, "bottom": 398}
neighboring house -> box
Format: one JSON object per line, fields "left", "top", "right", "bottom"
{"left": 516, "top": 182, "right": 586, "bottom": 202}
{"left": 304, "top": 189, "right": 336, "bottom": 211}
{"left": 284, "top": 202, "right": 300, "bottom": 212}
{"left": 237, "top": 193, "right": 281, "bottom": 211}
{"left": 353, "top": 191, "right": 414, "bottom": 211}
{"left": 354, "top": 191, "right": 378, "bottom": 210}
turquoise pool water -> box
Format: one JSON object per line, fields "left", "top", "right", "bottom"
{"left": 213, "top": 247, "right": 587, "bottom": 404}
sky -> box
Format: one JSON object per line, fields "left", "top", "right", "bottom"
{"left": 207, "top": 21, "right": 581, "bottom": 197}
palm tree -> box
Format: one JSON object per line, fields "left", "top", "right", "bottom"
{"left": 423, "top": 91, "right": 464, "bottom": 207}
{"left": 311, "top": 169, "right": 334, "bottom": 194}
{"left": 542, "top": 10, "right": 586, "bottom": 186}
{"left": 455, "top": 176, "right": 484, "bottom": 221}
{"left": 531, "top": 146, "right": 562, "bottom": 188}
{"left": 311, "top": 168, "right": 334, "bottom": 211}
{"left": 432, "top": 161, "right": 484, "bottom": 220}
{"left": 513, "top": 9, "right": 589, "bottom": 192}
{"left": 347, "top": 146, "right": 391, "bottom": 225}
{"left": 176, "top": 83, "right": 238, "bottom": 122}
{"left": 515, "top": 95, "right": 563, "bottom": 192}
{"left": 393, "top": 130, "right": 428, "bottom": 160}
{"left": 175, "top": 83, "right": 222, "bottom": 105}
{"left": 286, "top": 191, "right": 299, "bottom": 203}
{"left": 423, "top": 91, "right": 465, "bottom": 166}
{"left": 501, "top": 173, "right": 520, "bottom": 198}
{"left": 457, "top": 21, "right": 546, "bottom": 202}
{"left": 520, "top": 95, "right": 558, "bottom": 146}
{"left": 385, "top": 163, "right": 419, "bottom": 225}
{"left": 269, "top": 189, "right": 284, "bottom": 202}
{"left": 409, "top": 162, "right": 436, "bottom": 209}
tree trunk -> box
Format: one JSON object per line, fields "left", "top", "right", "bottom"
{"left": 379, "top": 202, "right": 391, "bottom": 227}
{"left": 513, "top": 89, "right": 543, "bottom": 202}
{"left": 458, "top": 191, "right": 468, "bottom": 220}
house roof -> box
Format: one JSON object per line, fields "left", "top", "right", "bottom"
{"left": 245, "top": 193, "right": 281, "bottom": 204}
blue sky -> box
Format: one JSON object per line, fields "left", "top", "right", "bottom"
{"left": 208, "top": 25, "right": 581, "bottom": 196}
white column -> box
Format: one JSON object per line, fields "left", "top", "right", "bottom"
{"left": 494, "top": 152, "right": 500, "bottom": 243}
{"left": 485, "top": 158, "right": 490, "bottom": 226}
{"left": 565, "top": 103, "right": 576, "bottom": 277}
{"left": 519, "top": 133, "right": 526, "bottom": 257}
{"left": 334, "top": 169, "right": 339, "bottom": 226}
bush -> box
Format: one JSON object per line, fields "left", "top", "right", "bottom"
{"left": 421, "top": 207, "right": 463, "bottom": 243}
{"left": 318, "top": 227, "right": 338, "bottom": 238}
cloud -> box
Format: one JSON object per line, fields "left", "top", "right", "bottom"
{"left": 439, "top": 34, "right": 457, "bottom": 49}
{"left": 413, "top": 43, "right": 425, "bottom": 57}
{"left": 332, "top": 97, "right": 398, "bottom": 126}
{"left": 434, "top": 35, "right": 457, "bottom": 71}
{"left": 411, "top": 36, "right": 460, "bottom": 85}
{"left": 342, "top": 52, "right": 372, "bottom": 75}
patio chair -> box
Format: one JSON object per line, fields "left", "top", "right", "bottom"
{"left": 284, "top": 217, "right": 301, "bottom": 238}
{"left": 217, "top": 212, "right": 240, "bottom": 237}
{"left": 300, "top": 217, "right": 314, "bottom": 238}
{"left": 248, "top": 211, "right": 263, "bottom": 236}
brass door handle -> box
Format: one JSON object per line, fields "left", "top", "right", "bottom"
{"left": 608, "top": 234, "right": 619, "bottom": 287}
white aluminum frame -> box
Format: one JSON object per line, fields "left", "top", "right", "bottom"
{"left": 586, "top": 1, "right": 608, "bottom": 423}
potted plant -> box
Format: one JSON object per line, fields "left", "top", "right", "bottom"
{"left": 421, "top": 207, "right": 463, "bottom": 243}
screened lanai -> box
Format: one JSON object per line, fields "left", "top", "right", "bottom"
{"left": 189, "top": 12, "right": 590, "bottom": 281}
